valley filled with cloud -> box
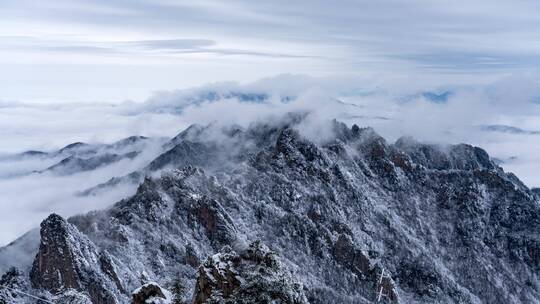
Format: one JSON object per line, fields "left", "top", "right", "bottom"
{"left": 1, "top": 74, "right": 540, "bottom": 245}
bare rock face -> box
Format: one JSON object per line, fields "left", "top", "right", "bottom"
{"left": 30, "top": 214, "right": 123, "bottom": 304}
{"left": 193, "top": 241, "right": 308, "bottom": 304}
{"left": 132, "top": 282, "right": 168, "bottom": 304}
{"left": 188, "top": 197, "right": 237, "bottom": 247}
{"left": 331, "top": 234, "right": 398, "bottom": 303}
{"left": 31, "top": 214, "right": 83, "bottom": 292}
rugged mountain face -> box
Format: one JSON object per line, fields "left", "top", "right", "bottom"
{"left": 1, "top": 115, "right": 539, "bottom": 304}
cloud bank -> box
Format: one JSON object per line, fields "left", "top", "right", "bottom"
{"left": 1, "top": 74, "right": 540, "bottom": 246}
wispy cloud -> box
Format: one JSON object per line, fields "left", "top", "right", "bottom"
{"left": 127, "top": 39, "right": 216, "bottom": 50}
{"left": 2, "top": 0, "right": 540, "bottom": 102}
{"left": 0, "top": 36, "right": 311, "bottom": 58}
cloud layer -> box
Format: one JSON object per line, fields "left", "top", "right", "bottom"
{"left": 1, "top": 73, "right": 540, "bottom": 247}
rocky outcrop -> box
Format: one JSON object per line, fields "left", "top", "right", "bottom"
{"left": 31, "top": 214, "right": 87, "bottom": 292}
{"left": 30, "top": 214, "right": 124, "bottom": 304}
{"left": 188, "top": 197, "right": 237, "bottom": 247}
{"left": 193, "top": 241, "right": 308, "bottom": 304}
{"left": 132, "top": 282, "right": 168, "bottom": 304}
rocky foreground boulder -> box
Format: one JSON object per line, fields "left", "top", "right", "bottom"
{"left": 192, "top": 241, "right": 308, "bottom": 304}
{"left": 132, "top": 282, "right": 168, "bottom": 304}
{"left": 1, "top": 115, "right": 539, "bottom": 303}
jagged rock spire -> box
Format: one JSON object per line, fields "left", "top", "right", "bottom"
{"left": 30, "top": 214, "right": 123, "bottom": 303}
{"left": 31, "top": 214, "right": 83, "bottom": 292}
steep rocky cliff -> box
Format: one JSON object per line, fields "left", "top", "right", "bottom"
{"left": 30, "top": 214, "right": 123, "bottom": 303}
{"left": 1, "top": 115, "right": 539, "bottom": 303}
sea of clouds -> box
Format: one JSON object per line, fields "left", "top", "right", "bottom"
{"left": 1, "top": 73, "right": 540, "bottom": 246}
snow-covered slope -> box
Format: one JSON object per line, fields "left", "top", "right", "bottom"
{"left": 1, "top": 114, "right": 539, "bottom": 303}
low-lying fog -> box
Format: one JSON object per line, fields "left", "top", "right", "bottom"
{"left": 1, "top": 74, "right": 539, "bottom": 246}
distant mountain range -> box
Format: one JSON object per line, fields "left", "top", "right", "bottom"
{"left": 480, "top": 124, "right": 540, "bottom": 135}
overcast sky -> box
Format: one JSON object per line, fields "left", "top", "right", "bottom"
{"left": 2, "top": 1, "right": 540, "bottom": 245}
{"left": 1, "top": 0, "right": 540, "bottom": 103}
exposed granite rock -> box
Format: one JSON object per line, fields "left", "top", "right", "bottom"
{"left": 30, "top": 214, "right": 124, "bottom": 304}
{"left": 31, "top": 214, "right": 85, "bottom": 292}
{"left": 188, "top": 197, "right": 237, "bottom": 247}
{"left": 192, "top": 241, "right": 308, "bottom": 304}
{"left": 132, "top": 282, "right": 168, "bottom": 304}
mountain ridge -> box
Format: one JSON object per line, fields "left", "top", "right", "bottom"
{"left": 1, "top": 114, "right": 539, "bottom": 303}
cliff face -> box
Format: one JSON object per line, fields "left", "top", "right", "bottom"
{"left": 1, "top": 116, "right": 539, "bottom": 304}
{"left": 30, "top": 214, "right": 124, "bottom": 303}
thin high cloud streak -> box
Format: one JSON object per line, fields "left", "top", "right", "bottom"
{"left": 2, "top": 0, "right": 540, "bottom": 102}
{"left": 0, "top": 36, "right": 309, "bottom": 58}
{"left": 3, "top": 0, "right": 540, "bottom": 67}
